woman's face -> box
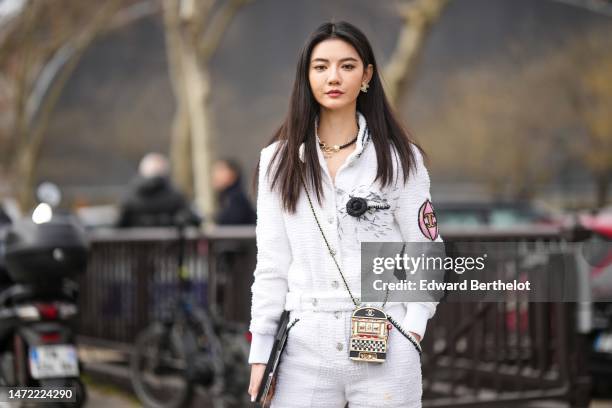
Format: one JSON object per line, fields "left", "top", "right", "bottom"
{"left": 212, "top": 161, "right": 236, "bottom": 191}
{"left": 308, "top": 38, "right": 373, "bottom": 112}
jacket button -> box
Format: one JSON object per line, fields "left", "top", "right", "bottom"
{"left": 312, "top": 298, "right": 318, "bottom": 307}
{"left": 334, "top": 311, "right": 341, "bottom": 319}
{"left": 327, "top": 216, "right": 335, "bottom": 224}
{"left": 331, "top": 280, "right": 339, "bottom": 289}
{"left": 336, "top": 342, "right": 343, "bottom": 351}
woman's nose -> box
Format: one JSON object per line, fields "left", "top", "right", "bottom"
{"left": 327, "top": 66, "right": 341, "bottom": 84}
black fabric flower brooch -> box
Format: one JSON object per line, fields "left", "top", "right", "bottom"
{"left": 346, "top": 197, "right": 368, "bottom": 217}
{"left": 346, "top": 196, "right": 390, "bottom": 218}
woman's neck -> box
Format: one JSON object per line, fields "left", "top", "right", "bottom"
{"left": 317, "top": 106, "right": 359, "bottom": 146}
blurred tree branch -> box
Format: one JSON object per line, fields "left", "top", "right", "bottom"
{"left": 0, "top": 0, "right": 155, "bottom": 208}
{"left": 560, "top": 26, "right": 612, "bottom": 207}
{"left": 420, "top": 24, "right": 612, "bottom": 207}
{"left": 426, "top": 54, "right": 573, "bottom": 200}
{"left": 384, "top": 0, "right": 449, "bottom": 107}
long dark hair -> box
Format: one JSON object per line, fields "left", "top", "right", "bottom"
{"left": 259, "top": 20, "right": 424, "bottom": 213}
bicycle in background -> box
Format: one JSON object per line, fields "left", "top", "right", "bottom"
{"left": 130, "top": 213, "right": 251, "bottom": 408}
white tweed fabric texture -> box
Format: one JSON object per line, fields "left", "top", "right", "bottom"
{"left": 271, "top": 304, "right": 422, "bottom": 408}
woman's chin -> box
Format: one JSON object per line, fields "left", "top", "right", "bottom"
{"left": 318, "top": 100, "right": 355, "bottom": 111}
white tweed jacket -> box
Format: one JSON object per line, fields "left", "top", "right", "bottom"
{"left": 248, "top": 112, "right": 443, "bottom": 364}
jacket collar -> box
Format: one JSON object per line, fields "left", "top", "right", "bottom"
{"left": 298, "top": 111, "right": 369, "bottom": 163}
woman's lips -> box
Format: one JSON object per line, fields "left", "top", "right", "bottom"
{"left": 326, "top": 91, "right": 343, "bottom": 98}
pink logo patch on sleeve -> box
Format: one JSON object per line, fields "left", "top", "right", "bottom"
{"left": 418, "top": 200, "right": 438, "bottom": 241}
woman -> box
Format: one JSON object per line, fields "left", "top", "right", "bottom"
{"left": 248, "top": 21, "right": 443, "bottom": 407}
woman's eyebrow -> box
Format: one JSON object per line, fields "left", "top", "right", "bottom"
{"left": 311, "top": 57, "right": 359, "bottom": 63}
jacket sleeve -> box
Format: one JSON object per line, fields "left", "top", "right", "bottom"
{"left": 393, "top": 144, "right": 443, "bottom": 341}
{"left": 248, "top": 144, "right": 292, "bottom": 364}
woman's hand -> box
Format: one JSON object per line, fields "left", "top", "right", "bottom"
{"left": 409, "top": 331, "right": 422, "bottom": 344}
{"left": 249, "top": 363, "right": 274, "bottom": 403}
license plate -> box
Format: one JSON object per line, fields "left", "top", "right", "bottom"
{"left": 29, "top": 345, "right": 79, "bottom": 379}
{"left": 594, "top": 332, "right": 612, "bottom": 354}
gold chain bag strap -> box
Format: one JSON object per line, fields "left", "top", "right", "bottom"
{"left": 299, "top": 176, "right": 422, "bottom": 361}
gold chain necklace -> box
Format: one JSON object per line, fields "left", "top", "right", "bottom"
{"left": 317, "top": 115, "right": 360, "bottom": 158}
{"left": 318, "top": 136, "right": 358, "bottom": 158}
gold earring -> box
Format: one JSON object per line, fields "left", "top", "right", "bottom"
{"left": 360, "top": 82, "right": 369, "bottom": 93}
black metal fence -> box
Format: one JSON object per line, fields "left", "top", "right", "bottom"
{"left": 421, "top": 227, "right": 591, "bottom": 406}
{"left": 76, "top": 225, "right": 592, "bottom": 406}
{"left": 77, "top": 226, "right": 256, "bottom": 347}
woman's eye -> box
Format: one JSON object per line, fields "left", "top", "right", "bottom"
{"left": 342, "top": 64, "right": 355, "bottom": 70}
{"left": 313, "top": 65, "right": 326, "bottom": 71}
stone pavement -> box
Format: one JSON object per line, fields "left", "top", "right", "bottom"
{"left": 0, "top": 385, "right": 139, "bottom": 408}
{"left": 86, "top": 385, "right": 140, "bottom": 408}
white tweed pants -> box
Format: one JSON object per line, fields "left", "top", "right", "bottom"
{"left": 271, "top": 303, "right": 422, "bottom": 408}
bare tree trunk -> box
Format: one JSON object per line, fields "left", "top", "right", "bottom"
{"left": 169, "top": 104, "right": 193, "bottom": 197}
{"left": 162, "top": 0, "right": 251, "bottom": 220}
{"left": 3, "top": 2, "right": 42, "bottom": 174}
{"left": 15, "top": 43, "right": 89, "bottom": 207}
{"left": 181, "top": 48, "right": 214, "bottom": 216}
{"left": 163, "top": 0, "right": 215, "bottom": 215}
{"left": 163, "top": 0, "right": 194, "bottom": 197}
{"left": 595, "top": 172, "right": 610, "bottom": 209}
{"left": 384, "top": 0, "right": 449, "bottom": 107}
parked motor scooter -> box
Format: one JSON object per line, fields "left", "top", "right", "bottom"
{"left": 0, "top": 184, "right": 89, "bottom": 406}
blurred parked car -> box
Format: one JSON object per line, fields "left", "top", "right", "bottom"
{"left": 435, "top": 201, "right": 563, "bottom": 229}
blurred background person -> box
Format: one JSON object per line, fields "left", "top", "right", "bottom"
{"left": 0, "top": 205, "right": 10, "bottom": 227}
{"left": 212, "top": 158, "right": 256, "bottom": 225}
{"left": 0, "top": 200, "right": 13, "bottom": 291}
{"left": 117, "top": 152, "right": 199, "bottom": 227}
